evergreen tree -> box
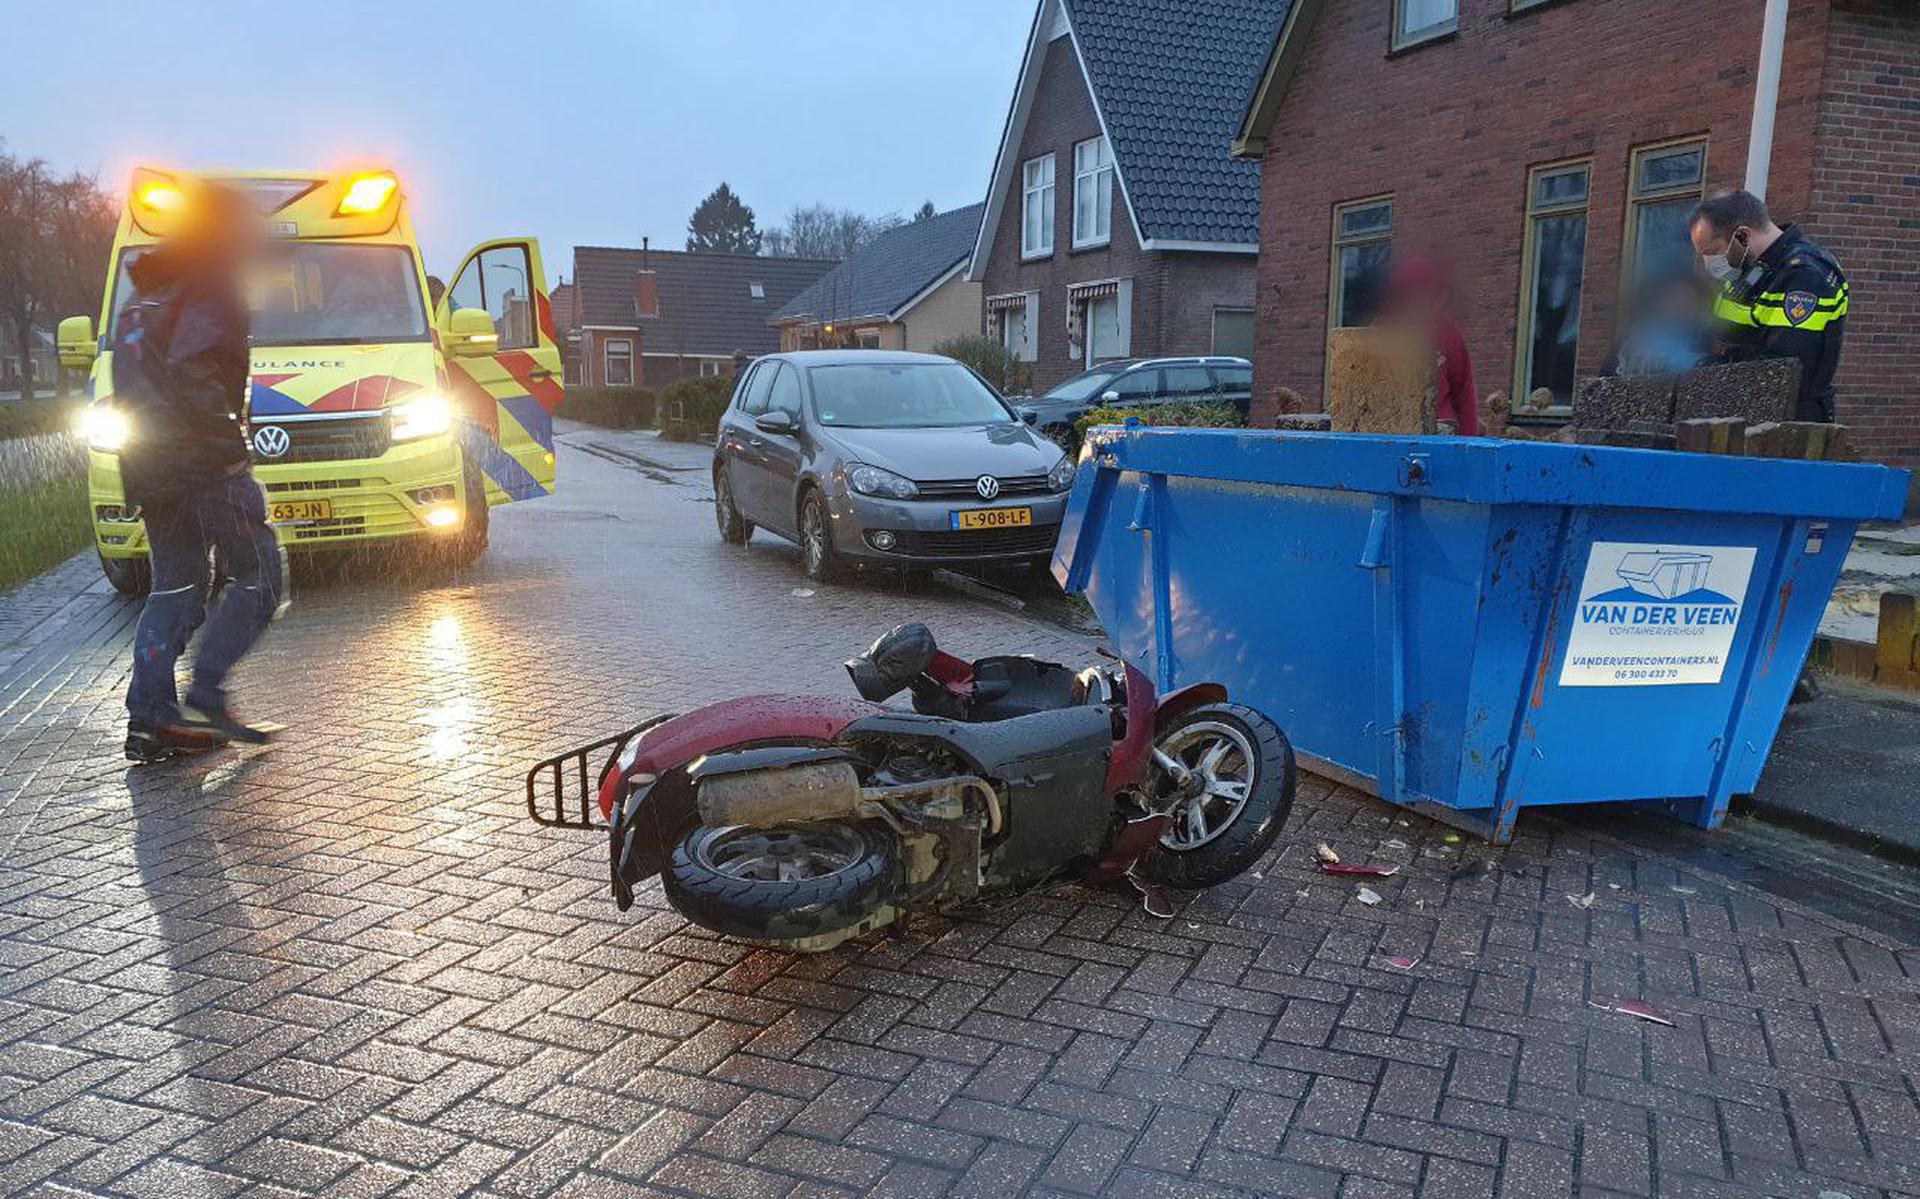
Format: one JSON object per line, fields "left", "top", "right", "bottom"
{"left": 685, "top": 183, "right": 762, "bottom": 254}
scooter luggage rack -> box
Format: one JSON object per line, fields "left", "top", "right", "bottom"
{"left": 525, "top": 714, "right": 676, "bottom": 830}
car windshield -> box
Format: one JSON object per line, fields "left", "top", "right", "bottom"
{"left": 809, "top": 362, "right": 1015, "bottom": 428}
{"left": 109, "top": 243, "right": 430, "bottom": 345}
{"left": 1042, "top": 367, "right": 1125, "bottom": 403}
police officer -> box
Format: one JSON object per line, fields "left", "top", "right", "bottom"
{"left": 1689, "top": 189, "right": 1848, "bottom": 422}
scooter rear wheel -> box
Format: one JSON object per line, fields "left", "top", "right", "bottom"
{"left": 1135, "top": 703, "right": 1295, "bottom": 890}
{"left": 665, "top": 820, "right": 894, "bottom": 946}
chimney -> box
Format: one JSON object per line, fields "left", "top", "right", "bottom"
{"left": 635, "top": 236, "right": 659, "bottom": 319}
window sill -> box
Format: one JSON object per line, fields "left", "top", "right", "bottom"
{"left": 1505, "top": 0, "right": 1577, "bottom": 19}
{"left": 1070, "top": 237, "right": 1112, "bottom": 255}
{"left": 1387, "top": 22, "right": 1457, "bottom": 57}
{"left": 1020, "top": 249, "right": 1055, "bottom": 263}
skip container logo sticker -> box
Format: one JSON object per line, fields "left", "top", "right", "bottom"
{"left": 1559, "top": 541, "right": 1757, "bottom": 687}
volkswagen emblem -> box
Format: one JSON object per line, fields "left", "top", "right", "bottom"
{"left": 975, "top": 475, "right": 1000, "bottom": 500}
{"left": 252, "top": 425, "right": 290, "bottom": 459}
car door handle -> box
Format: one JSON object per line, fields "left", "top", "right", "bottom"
{"left": 747, "top": 436, "right": 763, "bottom": 448}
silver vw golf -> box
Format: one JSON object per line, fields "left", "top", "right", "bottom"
{"left": 712, "top": 351, "right": 1075, "bottom": 582}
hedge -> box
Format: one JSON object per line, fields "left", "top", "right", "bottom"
{"left": 0, "top": 396, "right": 84, "bottom": 443}
{"left": 1071, "top": 400, "right": 1246, "bottom": 443}
{"left": 559, "top": 386, "right": 657, "bottom": 429}
{"left": 659, "top": 376, "right": 734, "bottom": 442}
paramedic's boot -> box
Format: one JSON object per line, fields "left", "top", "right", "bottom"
{"left": 175, "top": 704, "right": 274, "bottom": 745}
{"left": 125, "top": 720, "right": 217, "bottom": 764}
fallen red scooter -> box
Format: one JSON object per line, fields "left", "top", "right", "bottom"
{"left": 527, "top": 624, "right": 1295, "bottom": 951}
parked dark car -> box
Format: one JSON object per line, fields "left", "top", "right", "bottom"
{"left": 1016, "top": 356, "right": 1253, "bottom": 449}
{"left": 713, "top": 351, "right": 1075, "bottom": 582}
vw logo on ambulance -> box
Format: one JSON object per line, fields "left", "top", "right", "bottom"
{"left": 252, "top": 425, "right": 291, "bottom": 459}
{"left": 1558, "top": 542, "right": 1757, "bottom": 688}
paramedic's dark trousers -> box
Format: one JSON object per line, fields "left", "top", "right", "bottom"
{"left": 127, "top": 470, "right": 285, "bottom": 725}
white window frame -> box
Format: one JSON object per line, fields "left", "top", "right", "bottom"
{"left": 1021, "top": 155, "right": 1056, "bottom": 259}
{"left": 604, "top": 338, "right": 633, "bottom": 387}
{"left": 1392, "top": 0, "right": 1459, "bottom": 50}
{"left": 1515, "top": 159, "right": 1592, "bottom": 414}
{"left": 699, "top": 358, "right": 724, "bottom": 378}
{"left": 1072, "top": 136, "right": 1114, "bottom": 249}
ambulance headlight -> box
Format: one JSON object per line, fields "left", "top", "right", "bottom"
{"left": 391, "top": 394, "right": 453, "bottom": 441}
{"left": 76, "top": 405, "right": 130, "bottom": 452}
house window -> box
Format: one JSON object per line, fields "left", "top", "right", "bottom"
{"left": 749, "top": 282, "right": 766, "bottom": 299}
{"left": 1393, "top": 0, "right": 1458, "bottom": 49}
{"left": 1072, "top": 136, "right": 1114, "bottom": 248}
{"left": 1330, "top": 198, "right": 1393, "bottom": 330}
{"left": 700, "top": 359, "right": 724, "bottom": 378}
{"left": 989, "top": 292, "right": 1035, "bottom": 362}
{"left": 1022, "top": 155, "right": 1055, "bottom": 258}
{"left": 1625, "top": 139, "right": 1707, "bottom": 292}
{"left": 1211, "top": 307, "right": 1255, "bottom": 358}
{"left": 855, "top": 329, "right": 883, "bottom": 349}
{"left": 1517, "top": 161, "right": 1591, "bottom": 409}
{"left": 1067, "top": 281, "right": 1129, "bottom": 367}
{"left": 604, "top": 338, "right": 633, "bottom": 387}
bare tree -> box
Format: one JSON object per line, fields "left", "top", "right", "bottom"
{"left": 763, "top": 203, "right": 904, "bottom": 261}
{"left": 0, "top": 144, "right": 115, "bottom": 400}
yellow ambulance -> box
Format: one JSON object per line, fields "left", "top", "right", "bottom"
{"left": 58, "top": 167, "right": 562, "bottom": 593}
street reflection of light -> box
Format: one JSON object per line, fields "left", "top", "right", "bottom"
{"left": 417, "top": 609, "right": 485, "bottom": 762}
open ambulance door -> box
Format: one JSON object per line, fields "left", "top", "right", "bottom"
{"left": 438, "top": 238, "right": 563, "bottom": 503}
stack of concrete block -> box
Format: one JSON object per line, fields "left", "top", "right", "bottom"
{"left": 1674, "top": 358, "right": 1798, "bottom": 423}
{"left": 1549, "top": 358, "right": 1846, "bottom": 457}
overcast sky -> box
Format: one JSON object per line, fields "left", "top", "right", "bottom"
{"left": 11, "top": 0, "right": 1034, "bottom": 281}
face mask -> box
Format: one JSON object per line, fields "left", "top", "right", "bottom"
{"left": 1702, "top": 253, "right": 1735, "bottom": 281}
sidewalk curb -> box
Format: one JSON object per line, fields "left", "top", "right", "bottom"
{"left": 1740, "top": 793, "right": 1920, "bottom": 869}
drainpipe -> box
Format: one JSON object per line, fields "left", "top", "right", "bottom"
{"left": 1744, "top": 0, "right": 1789, "bottom": 199}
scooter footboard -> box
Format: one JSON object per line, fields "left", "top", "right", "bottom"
{"left": 526, "top": 715, "right": 675, "bottom": 829}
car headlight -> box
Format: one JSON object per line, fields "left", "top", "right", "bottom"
{"left": 75, "top": 405, "right": 130, "bottom": 452}
{"left": 847, "top": 463, "right": 918, "bottom": 500}
{"left": 391, "top": 393, "right": 453, "bottom": 441}
{"left": 1048, "top": 455, "right": 1076, "bottom": 492}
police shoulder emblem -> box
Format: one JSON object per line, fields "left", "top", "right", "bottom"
{"left": 1783, "top": 290, "right": 1818, "bottom": 326}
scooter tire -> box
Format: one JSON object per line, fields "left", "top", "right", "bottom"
{"left": 665, "top": 820, "right": 895, "bottom": 944}
{"left": 1135, "top": 703, "right": 1296, "bottom": 891}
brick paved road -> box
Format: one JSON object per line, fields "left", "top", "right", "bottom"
{"left": 2, "top": 427, "right": 1917, "bottom": 1199}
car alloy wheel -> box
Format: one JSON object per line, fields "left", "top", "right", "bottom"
{"left": 800, "top": 491, "right": 839, "bottom": 581}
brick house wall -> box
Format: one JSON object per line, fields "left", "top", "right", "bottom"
{"left": 979, "top": 34, "right": 1256, "bottom": 393}
{"left": 1804, "top": 0, "right": 1920, "bottom": 467}
{"left": 1250, "top": 0, "right": 1850, "bottom": 432}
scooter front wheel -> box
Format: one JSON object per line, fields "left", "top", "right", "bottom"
{"left": 1135, "top": 703, "right": 1296, "bottom": 890}
{"left": 665, "top": 821, "right": 895, "bottom": 948}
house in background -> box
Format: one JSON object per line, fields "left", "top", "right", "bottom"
{"left": 569, "top": 245, "right": 834, "bottom": 389}
{"left": 547, "top": 280, "right": 580, "bottom": 385}
{"left": 968, "top": 0, "right": 1290, "bottom": 393}
{"left": 770, "top": 204, "right": 986, "bottom": 354}
{"left": 0, "top": 325, "right": 58, "bottom": 397}
{"left": 1235, "top": 0, "right": 1920, "bottom": 468}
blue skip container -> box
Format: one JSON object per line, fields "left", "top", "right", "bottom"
{"left": 1054, "top": 426, "right": 1910, "bottom": 841}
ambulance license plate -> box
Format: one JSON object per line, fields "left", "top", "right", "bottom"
{"left": 951, "top": 507, "right": 1032, "bottom": 531}
{"left": 269, "top": 500, "right": 332, "bottom": 523}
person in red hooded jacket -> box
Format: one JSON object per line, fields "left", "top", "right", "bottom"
{"left": 1376, "top": 253, "right": 1479, "bottom": 436}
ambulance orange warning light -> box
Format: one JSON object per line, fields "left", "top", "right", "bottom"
{"left": 335, "top": 172, "right": 398, "bottom": 216}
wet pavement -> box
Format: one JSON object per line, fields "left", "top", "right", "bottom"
{"left": 1, "top": 425, "right": 1917, "bottom": 1199}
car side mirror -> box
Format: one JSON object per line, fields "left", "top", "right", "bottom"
{"left": 447, "top": 307, "right": 499, "bottom": 358}
{"left": 1100, "top": 390, "right": 1121, "bottom": 405}
{"left": 57, "top": 315, "right": 96, "bottom": 368}
{"left": 1019, "top": 408, "right": 1038, "bottom": 425}
{"left": 755, "top": 410, "right": 798, "bottom": 435}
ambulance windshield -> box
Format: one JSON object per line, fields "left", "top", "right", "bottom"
{"left": 108, "top": 243, "right": 430, "bottom": 346}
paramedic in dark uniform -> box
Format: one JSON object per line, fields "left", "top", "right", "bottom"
{"left": 1689, "top": 189, "right": 1848, "bottom": 422}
